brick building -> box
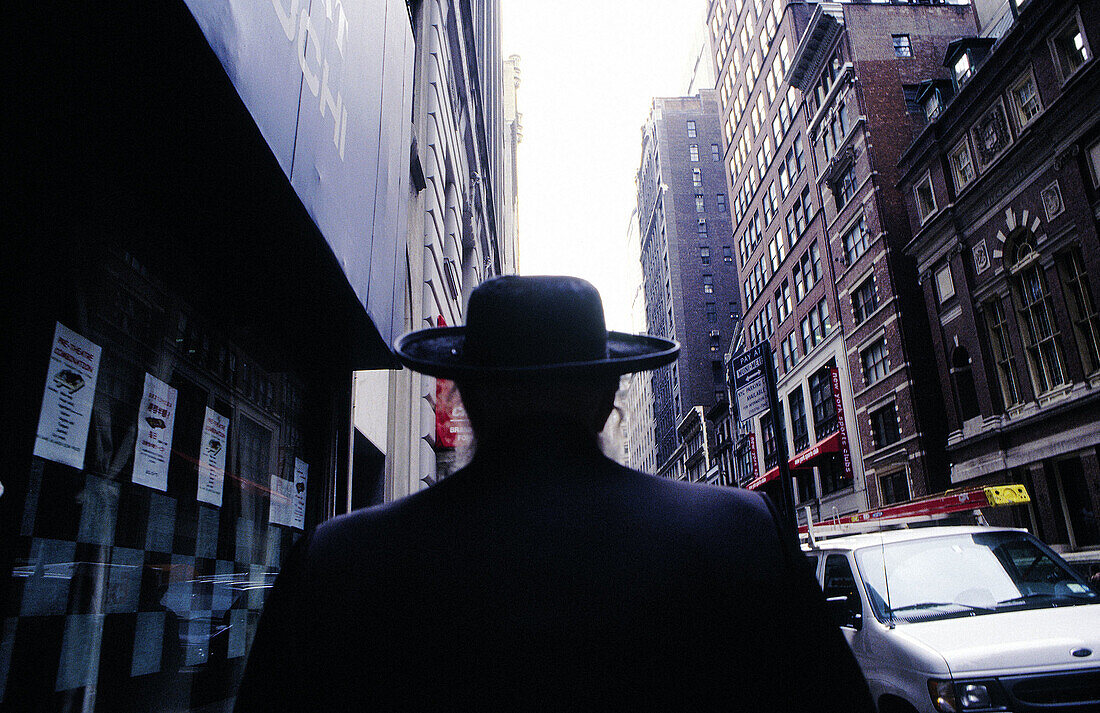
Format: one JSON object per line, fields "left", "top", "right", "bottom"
{"left": 636, "top": 91, "right": 741, "bottom": 475}
{"left": 899, "top": 0, "right": 1100, "bottom": 557}
{"left": 707, "top": 0, "right": 974, "bottom": 520}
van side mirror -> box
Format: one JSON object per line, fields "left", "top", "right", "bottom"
{"left": 825, "top": 594, "right": 863, "bottom": 630}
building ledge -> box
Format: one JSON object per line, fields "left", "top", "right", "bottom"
{"left": 788, "top": 4, "right": 845, "bottom": 92}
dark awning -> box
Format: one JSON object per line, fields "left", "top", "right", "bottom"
{"left": 14, "top": 0, "right": 410, "bottom": 372}
{"left": 789, "top": 431, "right": 842, "bottom": 471}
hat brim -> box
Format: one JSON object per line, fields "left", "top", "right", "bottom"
{"left": 394, "top": 326, "right": 680, "bottom": 380}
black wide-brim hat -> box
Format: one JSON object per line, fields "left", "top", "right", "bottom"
{"left": 394, "top": 275, "right": 679, "bottom": 380}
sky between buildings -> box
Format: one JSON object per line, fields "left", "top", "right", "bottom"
{"left": 502, "top": 0, "right": 708, "bottom": 331}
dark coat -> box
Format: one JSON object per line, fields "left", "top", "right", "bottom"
{"left": 234, "top": 426, "right": 874, "bottom": 711}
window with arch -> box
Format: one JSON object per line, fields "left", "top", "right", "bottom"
{"left": 1006, "top": 229, "right": 1068, "bottom": 393}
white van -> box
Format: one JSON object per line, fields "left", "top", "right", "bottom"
{"left": 803, "top": 525, "right": 1100, "bottom": 713}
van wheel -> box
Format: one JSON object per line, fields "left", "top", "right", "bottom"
{"left": 878, "top": 695, "right": 919, "bottom": 713}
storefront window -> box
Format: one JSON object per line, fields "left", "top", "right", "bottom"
{"left": 4, "top": 254, "right": 316, "bottom": 712}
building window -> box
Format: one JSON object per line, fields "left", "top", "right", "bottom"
{"left": 704, "top": 274, "right": 714, "bottom": 293}
{"left": 705, "top": 301, "right": 717, "bottom": 324}
{"left": 851, "top": 276, "right": 877, "bottom": 325}
{"left": 767, "top": 232, "right": 786, "bottom": 273}
{"left": 710, "top": 331, "right": 721, "bottom": 352}
{"left": 712, "top": 143, "right": 721, "bottom": 161}
{"left": 949, "top": 140, "right": 976, "bottom": 191}
{"left": 690, "top": 144, "right": 699, "bottom": 161}
{"left": 923, "top": 87, "right": 943, "bottom": 122}
{"left": 902, "top": 84, "right": 923, "bottom": 119}
{"left": 687, "top": 120, "right": 698, "bottom": 138}
{"left": 789, "top": 386, "right": 809, "bottom": 453}
{"left": 800, "top": 298, "right": 830, "bottom": 355}
{"left": 982, "top": 298, "right": 1021, "bottom": 410}
{"left": 788, "top": 186, "right": 813, "bottom": 238}
{"left": 1088, "top": 139, "right": 1100, "bottom": 188}
{"left": 953, "top": 51, "right": 974, "bottom": 86}
{"left": 809, "top": 367, "right": 837, "bottom": 439}
{"left": 781, "top": 331, "right": 800, "bottom": 372}
{"left": 861, "top": 338, "right": 889, "bottom": 385}
{"left": 1009, "top": 71, "right": 1042, "bottom": 128}
{"left": 810, "top": 240, "right": 822, "bottom": 282}
{"left": 935, "top": 264, "right": 956, "bottom": 304}
{"left": 841, "top": 215, "right": 869, "bottom": 265}
{"left": 795, "top": 468, "right": 816, "bottom": 503}
{"left": 1011, "top": 260, "right": 1068, "bottom": 394}
{"left": 819, "top": 459, "right": 847, "bottom": 497}
{"left": 698, "top": 218, "right": 708, "bottom": 236}
{"left": 892, "top": 34, "right": 911, "bottom": 58}
{"left": 1057, "top": 247, "right": 1100, "bottom": 375}
{"left": 793, "top": 244, "right": 819, "bottom": 303}
{"left": 914, "top": 172, "right": 937, "bottom": 224}
{"left": 833, "top": 164, "right": 857, "bottom": 210}
{"left": 692, "top": 168, "right": 702, "bottom": 187}
{"left": 762, "top": 412, "right": 778, "bottom": 470}
{"left": 1050, "top": 13, "right": 1092, "bottom": 83}
{"left": 870, "top": 402, "right": 901, "bottom": 448}
{"left": 879, "top": 469, "right": 910, "bottom": 505}
{"left": 776, "top": 279, "right": 792, "bottom": 323}
{"left": 700, "top": 245, "right": 711, "bottom": 264}
{"left": 696, "top": 194, "right": 706, "bottom": 213}
{"left": 823, "top": 101, "right": 849, "bottom": 160}
{"left": 951, "top": 346, "right": 981, "bottom": 421}
{"left": 723, "top": 245, "right": 733, "bottom": 263}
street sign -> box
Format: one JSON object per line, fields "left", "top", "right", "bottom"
{"left": 732, "top": 343, "right": 769, "bottom": 421}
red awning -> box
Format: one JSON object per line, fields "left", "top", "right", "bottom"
{"left": 788, "top": 431, "right": 841, "bottom": 471}
{"left": 746, "top": 467, "right": 780, "bottom": 490}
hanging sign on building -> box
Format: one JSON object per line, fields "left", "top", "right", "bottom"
{"left": 434, "top": 316, "right": 472, "bottom": 449}
{"left": 196, "top": 407, "right": 230, "bottom": 507}
{"left": 132, "top": 373, "right": 178, "bottom": 492}
{"left": 732, "top": 343, "right": 769, "bottom": 421}
{"left": 291, "top": 458, "right": 309, "bottom": 530}
{"left": 748, "top": 432, "right": 759, "bottom": 484}
{"left": 34, "top": 322, "right": 102, "bottom": 469}
{"left": 830, "top": 367, "right": 854, "bottom": 480}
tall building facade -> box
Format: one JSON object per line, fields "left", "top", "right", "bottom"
{"left": 707, "top": 0, "right": 974, "bottom": 520}
{"left": 623, "top": 208, "right": 659, "bottom": 474}
{"left": 376, "top": 0, "right": 512, "bottom": 499}
{"left": 899, "top": 0, "right": 1100, "bottom": 557}
{"left": 502, "top": 54, "right": 523, "bottom": 276}
{"left": 636, "top": 92, "right": 740, "bottom": 477}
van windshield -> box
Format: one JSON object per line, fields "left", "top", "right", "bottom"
{"left": 854, "top": 531, "right": 1098, "bottom": 624}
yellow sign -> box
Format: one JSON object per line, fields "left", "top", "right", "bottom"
{"left": 984, "top": 484, "right": 1031, "bottom": 506}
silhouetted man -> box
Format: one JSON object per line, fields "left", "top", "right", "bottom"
{"left": 235, "top": 275, "right": 873, "bottom": 711}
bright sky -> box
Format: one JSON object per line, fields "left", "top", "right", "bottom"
{"left": 502, "top": 0, "right": 708, "bottom": 331}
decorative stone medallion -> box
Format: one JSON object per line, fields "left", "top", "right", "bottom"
{"left": 1041, "top": 180, "right": 1064, "bottom": 221}
{"left": 972, "top": 239, "right": 990, "bottom": 275}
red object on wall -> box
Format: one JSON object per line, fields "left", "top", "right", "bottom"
{"left": 434, "top": 316, "right": 471, "bottom": 448}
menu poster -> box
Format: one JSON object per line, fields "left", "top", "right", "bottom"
{"left": 34, "top": 323, "right": 102, "bottom": 469}
{"left": 291, "top": 458, "right": 308, "bottom": 530}
{"left": 196, "top": 407, "right": 230, "bottom": 507}
{"left": 132, "top": 373, "right": 178, "bottom": 492}
{"left": 268, "top": 474, "right": 293, "bottom": 527}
